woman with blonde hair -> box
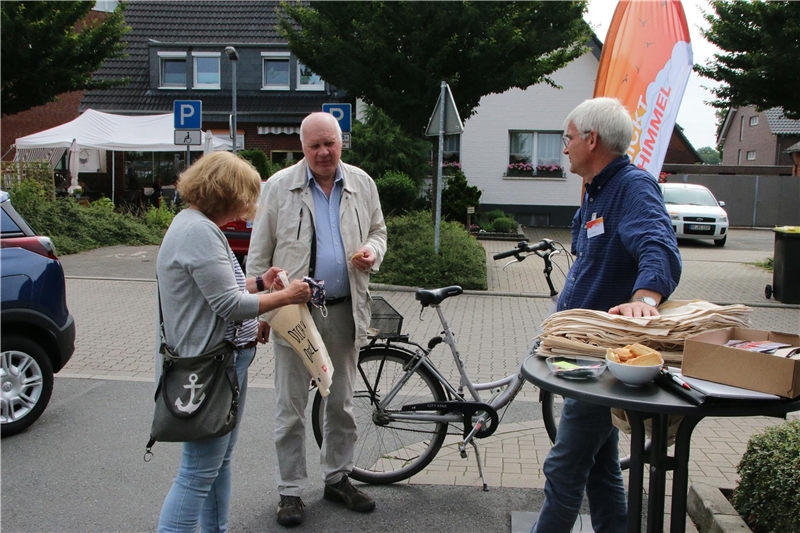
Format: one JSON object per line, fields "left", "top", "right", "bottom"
{"left": 156, "top": 151, "right": 310, "bottom": 532}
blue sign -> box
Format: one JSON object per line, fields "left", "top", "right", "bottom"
{"left": 174, "top": 100, "right": 202, "bottom": 130}
{"left": 322, "top": 103, "right": 351, "bottom": 133}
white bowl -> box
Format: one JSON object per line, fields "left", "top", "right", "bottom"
{"left": 605, "top": 356, "right": 662, "bottom": 387}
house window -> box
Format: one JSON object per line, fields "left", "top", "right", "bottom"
{"left": 443, "top": 134, "right": 460, "bottom": 163}
{"left": 508, "top": 131, "right": 562, "bottom": 175}
{"left": 158, "top": 52, "right": 186, "bottom": 89}
{"left": 746, "top": 150, "right": 756, "bottom": 161}
{"left": 749, "top": 116, "right": 759, "bottom": 126}
{"left": 192, "top": 52, "right": 220, "bottom": 89}
{"left": 262, "top": 52, "right": 290, "bottom": 90}
{"left": 297, "top": 62, "right": 324, "bottom": 91}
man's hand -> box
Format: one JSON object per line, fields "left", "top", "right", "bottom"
{"left": 608, "top": 301, "right": 660, "bottom": 318}
{"left": 257, "top": 320, "right": 271, "bottom": 344}
{"left": 351, "top": 247, "right": 375, "bottom": 272}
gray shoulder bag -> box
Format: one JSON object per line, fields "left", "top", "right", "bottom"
{"left": 144, "top": 283, "right": 240, "bottom": 460}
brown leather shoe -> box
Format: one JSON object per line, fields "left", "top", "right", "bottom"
{"left": 323, "top": 475, "right": 376, "bottom": 513}
{"left": 276, "top": 495, "right": 305, "bottom": 526}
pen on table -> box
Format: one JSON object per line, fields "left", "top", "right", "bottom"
{"left": 661, "top": 368, "right": 691, "bottom": 390}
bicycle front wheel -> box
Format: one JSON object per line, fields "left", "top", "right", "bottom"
{"left": 311, "top": 345, "right": 448, "bottom": 484}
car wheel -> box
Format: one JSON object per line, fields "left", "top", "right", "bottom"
{"left": 714, "top": 235, "right": 727, "bottom": 247}
{"left": 1, "top": 335, "right": 54, "bottom": 437}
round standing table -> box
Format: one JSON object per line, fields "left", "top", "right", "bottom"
{"left": 521, "top": 354, "right": 800, "bottom": 533}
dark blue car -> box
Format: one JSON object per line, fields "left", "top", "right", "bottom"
{"left": 1, "top": 190, "right": 75, "bottom": 437}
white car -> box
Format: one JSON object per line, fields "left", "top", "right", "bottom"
{"left": 660, "top": 183, "right": 729, "bottom": 247}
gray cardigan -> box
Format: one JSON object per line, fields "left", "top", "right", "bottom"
{"left": 155, "top": 209, "right": 260, "bottom": 370}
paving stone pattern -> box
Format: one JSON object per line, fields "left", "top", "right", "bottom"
{"left": 60, "top": 229, "right": 799, "bottom": 531}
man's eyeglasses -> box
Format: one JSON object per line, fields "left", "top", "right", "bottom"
{"left": 562, "top": 130, "right": 593, "bottom": 148}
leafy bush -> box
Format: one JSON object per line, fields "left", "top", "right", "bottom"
{"left": 342, "top": 105, "right": 431, "bottom": 187}
{"left": 8, "top": 180, "right": 165, "bottom": 255}
{"left": 375, "top": 171, "right": 419, "bottom": 216}
{"left": 143, "top": 202, "right": 177, "bottom": 232}
{"left": 237, "top": 149, "right": 274, "bottom": 179}
{"left": 490, "top": 217, "right": 516, "bottom": 233}
{"left": 731, "top": 419, "right": 800, "bottom": 533}
{"left": 440, "top": 170, "right": 481, "bottom": 226}
{"left": 372, "top": 210, "right": 487, "bottom": 290}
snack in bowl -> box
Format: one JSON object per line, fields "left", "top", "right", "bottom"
{"left": 605, "top": 344, "right": 664, "bottom": 386}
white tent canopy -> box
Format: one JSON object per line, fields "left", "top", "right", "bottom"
{"left": 15, "top": 109, "right": 226, "bottom": 152}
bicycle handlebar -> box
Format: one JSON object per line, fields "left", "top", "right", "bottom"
{"left": 492, "top": 239, "right": 553, "bottom": 260}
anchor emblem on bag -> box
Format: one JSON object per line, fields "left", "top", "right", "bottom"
{"left": 175, "top": 373, "right": 206, "bottom": 414}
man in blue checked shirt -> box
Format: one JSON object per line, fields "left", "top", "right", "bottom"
{"left": 532, "top": 97, "right": 682, "bottom": 533}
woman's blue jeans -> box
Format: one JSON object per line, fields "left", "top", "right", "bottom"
{"left": 532, "top": 398, "right": 628, "bottom": 533}
{"left": 158, "top": 346, "right": 256, "bottom": 533}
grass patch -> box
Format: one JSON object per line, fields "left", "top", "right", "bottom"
{"left": 750, "top": 257, "right": 774, "bottom": 272}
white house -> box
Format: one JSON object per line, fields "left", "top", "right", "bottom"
{"left": 459, "top": 38, "right": 602, "bottom": 227}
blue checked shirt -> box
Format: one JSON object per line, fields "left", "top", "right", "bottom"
{"left": 308, "top": 167, "right": 351, "bottom": 299}
{"left": 557, "top": 156, "right": 682, "bottom": 313}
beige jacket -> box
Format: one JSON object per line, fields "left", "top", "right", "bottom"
{"left": 246, "top": 159, "right": 387, "bottom": 347}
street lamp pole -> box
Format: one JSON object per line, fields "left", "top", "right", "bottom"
{"left": 224, "top": 46, "right": 239, "bottom": 154}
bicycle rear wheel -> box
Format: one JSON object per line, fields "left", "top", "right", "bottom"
{"left": 312, "top": 345, "right": 448, "bottom": 484}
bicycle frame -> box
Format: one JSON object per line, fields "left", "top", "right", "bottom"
{"left": 365, "top": 303, "right": 527, "bottom": 427}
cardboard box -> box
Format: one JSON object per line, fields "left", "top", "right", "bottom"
{"left": 682, "top": 327, "right": 800, "bottom": 399}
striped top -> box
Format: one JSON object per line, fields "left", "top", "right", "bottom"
{"left": 224, "top": 249, "right": 259, "bottom": 346}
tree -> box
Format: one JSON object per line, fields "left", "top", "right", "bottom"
{"left": 279, "top": 1, "right": 590, "bottom": 138}
{"left": 1, "top": 1, "right": 130, "bottom": 116}
{"left": 696, "top": 1, "right": 800, "bottom": 120}
{"left": 697, "top": 146, "right": 721, "bottom": 165}
{"left": 342, "top": 106, "right": 432, "bottom": 185}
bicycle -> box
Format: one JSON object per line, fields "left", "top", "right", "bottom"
{"left": 310, "top": 238, "right": 571, "bottom": 490}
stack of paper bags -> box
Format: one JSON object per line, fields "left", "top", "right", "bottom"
{"left": 263, "top": 272, "right": 334, "bottom": 396}
{"left": 536, "top": 299, "right": 751, "bottom": 365}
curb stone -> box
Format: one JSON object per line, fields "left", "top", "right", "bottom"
{"left": 688, "top": 483, "right": 750, "bottom": 533}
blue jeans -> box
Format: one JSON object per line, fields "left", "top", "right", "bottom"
{"left": 158, "top": 346, "right": 256, "bottom": 533}
{"left": 532, "top": 398, "right": 628, "bottom": 533}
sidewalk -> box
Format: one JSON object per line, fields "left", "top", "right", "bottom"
{"left": 55, "top": 228, "right": 800, "bottom": 531}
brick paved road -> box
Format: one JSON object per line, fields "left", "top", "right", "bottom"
{"left": 58, "top": 229, "right": 799, "bottom": 531}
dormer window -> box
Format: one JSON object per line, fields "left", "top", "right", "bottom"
{"left": 297, "top": 62, "right": 324, "bottom": 91}
{"left": 158, "top": 51, "right": 186, "bottom": 89}
{"left": 193, "top": 52, "right": 221, "bottom": 89}
{"left": 262, "top": 52, "right": 290, "bottom": 90}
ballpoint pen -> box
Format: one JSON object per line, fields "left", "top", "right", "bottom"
{"left": 661, "top": 368, "right": 691, "bottom": 390}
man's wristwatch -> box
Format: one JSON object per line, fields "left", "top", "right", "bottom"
{"left": 631, "top": 296, "right": 658, "bottom": 307}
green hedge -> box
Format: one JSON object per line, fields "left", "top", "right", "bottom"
{"left": 8, "top": 180, "right": 167, "bottom": 255}
{"left": 731, "top": 419, "right": 800, "bottom": 533}
{"left": 372, "top": 210, "right": 487, "bottom": 290}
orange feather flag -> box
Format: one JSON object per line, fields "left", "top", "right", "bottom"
{"left": 594, "top": 0, "right": 693, "bottom": 178}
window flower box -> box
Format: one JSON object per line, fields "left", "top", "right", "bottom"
{"left": 536, "top": 164, "right": 564, "bottom": 177}
{"left": 507, "top": 162, "right": 534, "bottom": 177}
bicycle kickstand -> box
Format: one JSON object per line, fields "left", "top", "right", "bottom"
{"left": 458, "top": 415, "right": 490, "bottom": 492}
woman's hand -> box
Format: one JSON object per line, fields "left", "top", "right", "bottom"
{"left": 262, "top": 266, "right": 287, "bottom": 289}
{"left": 283, "top": 279, "right": 311, "bottom": 304}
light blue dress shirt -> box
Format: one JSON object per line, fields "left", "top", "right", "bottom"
{"left": 308, "top": 166, "right": 350, "bottom": 298}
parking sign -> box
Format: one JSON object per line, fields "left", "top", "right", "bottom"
{"left": 322, "top": 103, "right": 351, "bottom": 133}
{"left": 174, "top": 100, "right": 202, "bottom": 130}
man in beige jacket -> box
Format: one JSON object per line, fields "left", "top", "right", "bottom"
{"left": 247, "top": 112, "right": 387, "bottom": 527}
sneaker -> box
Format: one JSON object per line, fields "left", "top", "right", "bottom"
{"left": 276, "top": 495, "right": 305, "bottom": 527}
{"left": 323, "top": 475, "right": 376, "bottom": 513}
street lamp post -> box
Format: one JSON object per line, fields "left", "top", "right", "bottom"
{"left": 224, "top": 46, "right": 239, "bottom": 153}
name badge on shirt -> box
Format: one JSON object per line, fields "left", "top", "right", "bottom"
{"left": 586, "top": 217, "right": 605, "bottom": 238}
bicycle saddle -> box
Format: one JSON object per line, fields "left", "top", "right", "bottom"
{"left": 415, "top": 286, "right": 463, "bottom": 306}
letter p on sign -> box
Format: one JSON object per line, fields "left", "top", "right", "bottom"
{"left": 174, "top": 100, "right": 202, "bottom": 130}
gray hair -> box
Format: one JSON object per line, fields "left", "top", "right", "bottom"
{"left": 563, "top": 97, "right": 633, "bottom": 156}
{"left": 299, "top": 112, "right": 342, "bottom": 146}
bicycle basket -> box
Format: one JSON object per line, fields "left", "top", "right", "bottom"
{"left": 368, "top": 296, "right": 404, "bottom": 339}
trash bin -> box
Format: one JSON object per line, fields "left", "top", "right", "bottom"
{"left": 766, "top": 226, "right": 800, "bottom": 304}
